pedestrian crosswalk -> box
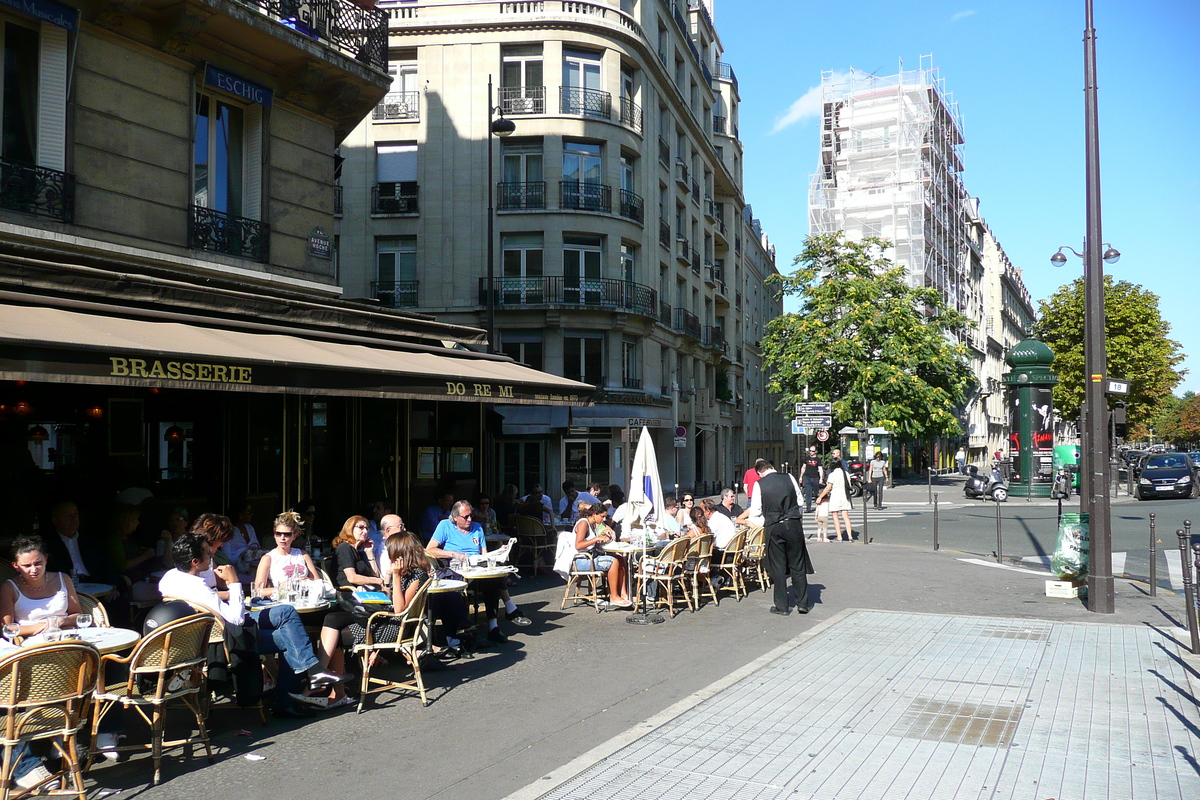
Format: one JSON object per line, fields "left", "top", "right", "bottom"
{"left": 800, "top": 505, "right": 931, "bottom": 524}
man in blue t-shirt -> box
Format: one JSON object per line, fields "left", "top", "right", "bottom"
{"left": 426, "top": 501, "right": 511, "bottom": 643}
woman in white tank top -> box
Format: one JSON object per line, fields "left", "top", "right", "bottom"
{"left": 1, "top": 535, "right": 84, "bottom": 638}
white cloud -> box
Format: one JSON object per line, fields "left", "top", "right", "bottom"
{"left": 770, "top": 71, "right": 853, "bottom": 135}
{"left": 952, "top": 9, "right": 976, "bottom": 21}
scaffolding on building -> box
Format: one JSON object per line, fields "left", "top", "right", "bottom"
{"left": 808, "top": 55, "right": 969, "bottom": 315}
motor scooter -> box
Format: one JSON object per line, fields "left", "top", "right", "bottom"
{"left": 846, "top": 460, "right": 865, "bottom": 498}
{"left": 1050, "top": 464, "right": 1075, "bottom": 500}
{"left": 964, "top": 463, "right": 1009, "bottom": 502}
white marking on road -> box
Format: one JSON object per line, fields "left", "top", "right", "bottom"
{"left": 1165, "top": 549, "right": 1184, "bottom": 589}
{"left": 958, "top": 557, "right": 1053, "bottom": 575}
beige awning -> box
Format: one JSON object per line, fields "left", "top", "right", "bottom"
{"left": 0, "top": 302, "right": 592, "bottom": 406}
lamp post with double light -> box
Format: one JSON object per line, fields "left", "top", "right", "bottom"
{"left": 486, "top": 75, "right": 516, "bottom": 355}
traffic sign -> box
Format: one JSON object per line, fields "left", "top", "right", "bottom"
{"left": 790, "top": 421, "right": 807, "bottom": 436}
{"left": 674, "top": 425, "right": 687, "bottom": 448}
{"left": 795, "top": 401, "right": 832, "bottom": 416}
{"left": 1106, "top": 378, "right": 1129, "bottom": 395}
{"left": 793, "top": 415, "right": 832, "bottom": 429}
{"left": 816, "top": 430, "right": 830, "bottom": 442}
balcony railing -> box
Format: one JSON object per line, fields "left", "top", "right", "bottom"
{"left": 497, "top": 181, "right": 546, "bottom": 210}
{"left": 713, "top": 115, "right": 726, "bottom": 135}
{"left": 372, "top": 280, "right": 419, "bottom": 308}
{"left": 372, "top": 91, "right": 419, "bottom": 121}
{"left": 188, "top": 205, "right": 269, "bottom": 262}
{"left": 560, "top": 180, "right": 611, "bottom": 213}
{"left": 675, "top": 236, "right": 690, "bottom": 263}
{"left": 238, "top": 0, "right": 388, "bottom": 71}
{"left": 690, "top": 178, "right": 700, "bottom": 200}
{"left": 372, "top": 182, "right": 419, "bottom": 214}
{"left": 479, "top": 276, "right": 657, "bottom": 318}
{"left": 691, "top": 251, "right": 700, "bottom": 274}
{"left": 704, "top": 194, "right": 716, "bottom": 219}
{"left": 715, "top": 61, "right": 739, "bottom": 92}
{"left": 618, "top": 96, "right": 642, "bottom": 133}
{"left": 622, "top": 376, "right": 643, "bottom": 390}
{"left": 658, "top": 299, "right": 673, "bottom": 327}
{"left": 618, "top": 189, "right": 644, "bottom": 223}
{"left": 0, "top": 159, "right": 74, "bottom": 223}
{"left": 333, "top": 184, "right": 343, "bottom": 216}
{"left": 658, "top": 136, "right": 670, "bottom": 165}
{"left": 702, "top": 326, "right": 728, "bottom": 353}
{"left": 560, "top": 86, "right": 611, "bottom": 119}
{"left": 659, "top": 219, "right": 671, "bottom": 248}
{"left": 674, "top": 159, "right": 689, "bottom": 187}
{"left": 498, "top": 85, "right": 546, "bottom": 115}
{"left": 675, "top": 308, "right": 701, "bottom": 340}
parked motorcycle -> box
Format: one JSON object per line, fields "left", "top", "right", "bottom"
{"left": 1050, "top": 464, "right": 1075, "bottom": 500}
{"left": 964, "top": 463, "right": 1009, "bottom": 502}
{"left": 846, "top": 460, "right": 865, "bottom": 498}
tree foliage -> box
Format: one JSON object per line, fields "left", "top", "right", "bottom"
{"left": 1033, "top": 276, "right": 1185, "bottom": 426}
{"left": 762, "top": 233, "right": 975, "bottom": 439}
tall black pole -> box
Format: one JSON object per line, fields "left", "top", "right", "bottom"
{"left": 1083, "top": 0, "right": 1113, "bottom": 612}
{"left": 486, "top": 75, "right": 497, "bottom": 354}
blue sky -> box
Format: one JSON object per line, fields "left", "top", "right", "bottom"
{"left": 714, "top": 0, "right": 1199, "bottom": 394}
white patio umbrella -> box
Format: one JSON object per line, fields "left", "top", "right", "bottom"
{"left": 627, "top": 426, "right": 666, "bottom": 535}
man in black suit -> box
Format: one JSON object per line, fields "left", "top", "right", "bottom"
{"left": 44, "top": 500, "right": 97, "bottom": 579}
{"left": 748, "top": 460, "right": 814, "bottom": 615}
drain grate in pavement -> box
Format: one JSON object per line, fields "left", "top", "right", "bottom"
{"left": 891, "top": 697, "right": 1024, "bottom": 747}
{"left": 977, "top": 625, "right": 1049, "bottom": 641}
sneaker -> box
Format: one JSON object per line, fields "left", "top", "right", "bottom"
{"left": 96, "top": 732, "right": 121, "bottom": 762}
{"left": 507, "top": 608, "right": 532, "bottom": 626}
{"left": 16, "top": 765, "right": 58, "bottom": 791}
{"left": 486, "top": 627, "right": 508, "bottom": 644}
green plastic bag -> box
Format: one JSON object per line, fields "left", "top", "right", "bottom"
{"left": 1052, "top": 512, "right": 1090, "bottom": 580}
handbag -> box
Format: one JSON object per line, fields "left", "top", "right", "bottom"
{"left": 337, "top": 588, "right": 391, "bottom": 626}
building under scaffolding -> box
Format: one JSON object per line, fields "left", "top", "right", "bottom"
{"left": 808, "top": 56, "right": 969, "bottom": 314}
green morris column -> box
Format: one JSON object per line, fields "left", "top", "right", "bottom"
{"left": 1003, "top": 337, "right": 1058, "bottom": 498}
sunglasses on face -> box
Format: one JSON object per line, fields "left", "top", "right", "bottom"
{"left": 274, "top": 530, "right": 295, "bottom": 537}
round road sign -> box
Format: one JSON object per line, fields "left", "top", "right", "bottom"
{"left": 816, "top": 430, "right": 830, "bottom": 442}
{"left": 675, "top": 426, "right": 686, "bottom": 437}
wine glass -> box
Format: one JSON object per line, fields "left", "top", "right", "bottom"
{"left": 76, "top": 613, "right": 93, "bottom": 631}
{"left": 2, "top": 623, "right": 20, "bottom": 645}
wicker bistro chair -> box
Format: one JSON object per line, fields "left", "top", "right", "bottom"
{"left": 713, "top": 529, "right": 748, "bottom": 600}
{"left": 684, "top": 534, "right": 718, "bottom": 608}
{"left": 75, "top": 593, "right": 110, "bottom": 629}
{"left": 634, "top": 537, "right": 694, "bottom": 617}
{"left": 352, "top": 578, "right": 432, "bottom": 713}
{"left": 163, "top": 597, "right": 267, "bottom": 726}
{"left": 89, "top": 613, "right": 215, "bottom": 786}
{"left": 560, "top": 550, "right": 608, "bottom": 613}
{"left": 512, "top": 514, "right": 556, "bottom": 575}
{"left": 0, "top": 641, "right": 99, "bottom": 800}
{"left": 740, "top": 526, "right": 771, "bottom": 593}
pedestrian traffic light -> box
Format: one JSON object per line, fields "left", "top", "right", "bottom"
{"left": 1112, "top": 402, "right": 1127, "bottom": 439}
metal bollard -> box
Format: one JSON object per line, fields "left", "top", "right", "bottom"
{"left": 1178, "top": 526, "right": 1199, "bottom": 655}
{"left": 1149, "top": 513, "right": 1157, "bottom": 597}
{"left": 862, "top": 494, "right": 869, "bottom": 545}
{"left": 995, "top": 501, "right": 1003, "bottom": 564}
{"left": 928, "top": 468, "right": 933, "bottom": 504}
{"left": 933, "top": 493, "right": 939, "bottom": 551}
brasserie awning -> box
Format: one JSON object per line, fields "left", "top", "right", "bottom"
{"left": 0, "top": 302, "right": 592, "bottom": 406}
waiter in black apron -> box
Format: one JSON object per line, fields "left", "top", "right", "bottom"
{"left": 748, "top": 460, "right": 815, "bottom": 614}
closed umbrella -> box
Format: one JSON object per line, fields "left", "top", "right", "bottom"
{"left": 627, "top": 426, "right": 666, "bottom": 625}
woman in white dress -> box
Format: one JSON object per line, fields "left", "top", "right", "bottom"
{"left": 818, "top": 459, "right": 853, "bottom": 542}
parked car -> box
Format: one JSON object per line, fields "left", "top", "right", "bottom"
{"left": 1136, "top": 453, "right": 1199, "bottom": 500}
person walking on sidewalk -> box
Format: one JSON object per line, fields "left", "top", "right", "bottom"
{"left": 818, "top": 458, "right": 853, "bottom": 541}
{"left": 743, "top": 459, "right": 765, "bottom": 501}
{"left": 955, "top": 446, "right": 967, "bottom": 475}
{"left": 749, "top": 460, "right": 814, "bottom": 614}
{"left": 799, "top": 447, "right": 824, "bottom": 512}
{"left": 868, "top": 451, "right": 888, "bottom": 510}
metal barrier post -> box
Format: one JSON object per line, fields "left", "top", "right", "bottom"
{"left": 995, "top": 501, "right": 1003, "bottom": 564}
{"left": 862, "top": 495, "right": 869, "bottom": 545}
{"left": 928, "top": 468, "right": 933, "bottom": 504}
{"left": 933, "top": 493, "right": 939, "bottom": 551}
{"left": 1178, "top": 525, "right": 1199, "bottom": 655}
{"left": 1149, "top": 513, "right": 1157, "bottom": 597}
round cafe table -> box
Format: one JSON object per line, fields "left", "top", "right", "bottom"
{"left": 1, "top": 627, "right": 141, "bottom": 656}
{"left": 75, "top": 582, "right": 116, "bottom": 600}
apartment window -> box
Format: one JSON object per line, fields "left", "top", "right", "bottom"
{"left": 374, "top": 61, "right": 418, "bottom": 120}
{"left": 674, "top": 55, "right": 684, "bottom": 90}
{"left": 1, "top": 21, "right": 66, "bottom": 170}
{"left": 194, "top": 94, "right": 246, "bottom": 217}
{"left": 501, "top": 45, "right": 544, "bottom": 113}
{"left": 562, "top": 49, "right": 606, "bottom": 118}
{"left": 622, "top": 340, "right": 641, "bottom": 390}
{"left": 564, "top": 333, "right": 604, "bottom": 385}
{"left": 563, "top": 233, "right": 602, "bottom": 304}
{"left": 375, "top": 236, "right": 417, "bottom": 307}
{"left": 501, "top": 233, "right": 544, "bottom": 303}
{"left": 660, "top": 345, "right": 670, "bottom": 395}
{"left": 620, "top": 243, "right": 635, "bottom": 284}
{"left": 375, "top": 143, "right": 418, "bottom": 213}
{"left": 562, "top": 140, "right": 605, "bottom": 211}
{"left": 500, "top": 138, "right": 544, "bottom": 208}
{"left": 500, "top": 331, "right": 544, "bottom": 370}
{"left": 656, "top": 24, "right": 667, "bottom": 63}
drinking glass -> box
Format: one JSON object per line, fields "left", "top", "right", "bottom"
{"left": 44, "top": 616, "right": 61, "bottom": 642}
{"left": 2, "top": 623, "right": 19, "bottom": 644}
{"left": 76, "top": 614, "right": 93, "bottom": 630}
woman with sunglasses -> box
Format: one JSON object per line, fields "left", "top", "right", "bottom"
{"left": 675, "top": 494, "right": 697, "bottom": 534}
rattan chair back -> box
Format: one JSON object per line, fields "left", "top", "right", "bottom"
{"left": 124, "top": 614, "right": 213, "bottom": 698}
{"left": 355, "top": 578, "right": 433, "bottom": 710}
{"left": 0, "top": 641, "right": 98, "bottom": 742}
{"left": 76, "top": 592, "right": 111, "bottom": 628}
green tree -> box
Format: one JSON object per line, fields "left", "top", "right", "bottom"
{"left": 762, "top": 233, "right": 975, "bottom": 439}
{"left": 1033, "top": 276, "right": 1185, "bottom": 426}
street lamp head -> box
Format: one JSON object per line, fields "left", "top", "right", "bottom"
{"left": 1050, "top": 248, "right": 1069, "bottom": 268}
{"left": 491, "top": 116, "right": 515, "bottom": 137}
{"left": 1102, "top": 245, "right": 1120, "bottom": 265}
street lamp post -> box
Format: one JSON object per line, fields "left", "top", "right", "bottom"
{"left": 1047, "top": 0, "right": 1120, "bottom": 613}
{"left": 485, "top": 75, "right": 516, "bottom": 355}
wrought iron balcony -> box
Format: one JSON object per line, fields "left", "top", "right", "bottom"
{"left": 658, "top": 136, "right": 670, "bottom": 165}
{"left": 497, "top": 181, "right": 546, "bottom": 210}
{"left": 675, "top": 159, "right": 689, "bottom": 187}
{"left": 704, "top": 194, "right": 716, "bottom": 219}
{"left": 560, "top": 180, "right": 611, "bottom": 213}
{"left": 675, "top": 308, "right": 701, "bottom": 340}
{"left": 658, "top": 299, "right": 673, "bottom": 327}
{"left": 560, "top": 86, "right": 611, "bottom": 120}
{"left": 333, "top": 184, "right": 343, "bottom": 217}
{"left": 659, "top": 219, "right": 671, "bottom": 249}
{"left": 235, "top": 0, "right": 388, "bottom": 71}
{"left": 189, "top": 205, "right": 268, "bottom": 262}
{"left": 713, "top": 115, "right": 726, "bottom": 135}
{"left": 675, "top": 237, "right": 690, "bottom": 263}
{"left": 619, "top": 96, "right": 643, "bottom": 133}
{"left": 372, "top": 280, "right": 419, "bottom": 308}
{"left": 0, "top": 159, "right": 74, "bottom": 223}
{"left": 479, "top": 276, "right": 657, "bottom": 318}
{"left": 618, "top": 189, "right": 644, "bottom": 223}
{"left": 498, "top": 85, "right": 546, "bottom": 115}
{"left": 702, "top": 326, "right": 728, "bottom": 354}
{"left": 372, "top": 182, "right": 419, "bottom": 214}
{"left": 691, "top": 251, "right": 700, "bottom": 274}
{"left": 691, "top": 178, "right": 700, "bottom": 200}
{"left": 622, "top": 376, "right": 643, "bottom": 390}
{"left": 373, "top": 91, "right": 419, "bottom": 121}
{"left": 715, "top": 61, "right": 739, "bottom": 92}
